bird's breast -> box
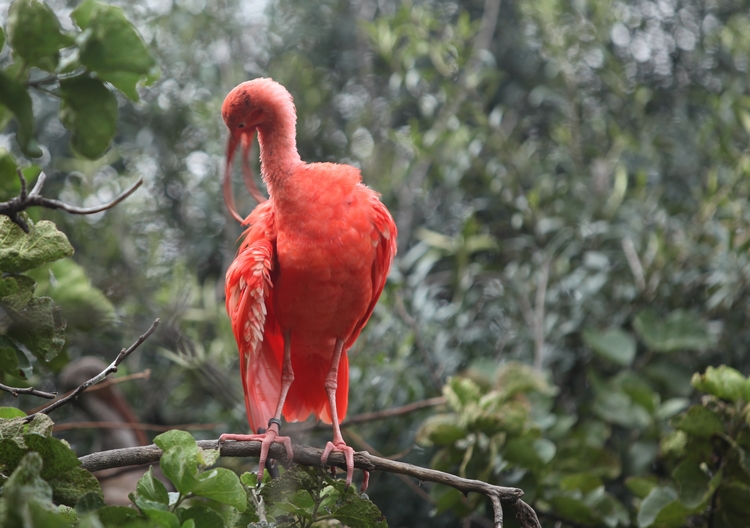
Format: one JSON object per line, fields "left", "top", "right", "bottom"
{"left": 272, "top": 193, "right": 377, "bottom": 340}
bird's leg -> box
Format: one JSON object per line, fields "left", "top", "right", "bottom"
{"left": 320, "top": 339, "right": 369, "bottom": 491}
{"left": 219, "top": 331, "right": 295, "bottom": 483}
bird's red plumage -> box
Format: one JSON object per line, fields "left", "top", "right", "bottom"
{"left": 223, "top": 79, "right": 397, "bottom": 436}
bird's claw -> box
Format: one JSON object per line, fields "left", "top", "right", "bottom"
{"left": 219, "top": 427, "right": 294, "bottom": 484}
{"left": 321, "top": 441, "right": 367, "bottom": 490}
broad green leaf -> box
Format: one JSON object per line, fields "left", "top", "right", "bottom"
{"left": 671, "top": 456, "right": 714, "bottom": 508}
{"left": 416, "top": 414, "right": 466, "bottom": 446}
{"left": 72, "top": 0, "right": 158, "bottom": 101}
{"left": 655, "top": 398, "right": 690, "bottom": 421}
{"left": 97, "top": 505, "right": 147, "bottom": 525}
{"left": 0, "top": 216, "right": 74, "bottom": 272}
{"left": 633, "top": 309, "right": 717, "bottom": 353}
{"left": 49, "top": 467, "right": 103, "bottom": 507}
{"left": 494, "top": 360, "right": 556, "bottom": 398}
{"left": 26, "top": 413, "right": 54, "bottom": 436}
{"left": 7, "top": 0, "right": 74, "bottom": 70}
{"left": 0, "top": 437, "right": 28, "bottom": 475}
{"left": 136, "top": 466, "right": 170, "bottom": 505}
{"left": 691, "top": 365, "right": 749, "bottom": 402}
{"left": 547, "top": 492, "right": 599, "bottom": 525}
{"left": 192, "top": 467, "right": 247, "bottom": 511}
{"left": 0, "top": 70, "right": 41, "bottom": 157}
{"left": 176, "top": 505, "right": 225, "bottom": 528}
{"left": 583, "top": 328, "right": 636, "bottom": 366}
{"left": 5, "top": 295, "right": 67, "bottom": 362}
{"left": 504, "top": 436, "right": 553, "bottom": 471}
{"left": 717, "top": 481, "right": 750, "bottom": 527}
{"left": 444, "top": 376, "right": 481, "bottom": 411}
{"left": 637, "top": 486, "right": 692, "bottom": 528}
{"left": 23, "top": 434, "right": 81, "bottom": 480}
{"left": 74, "top": 492, "right": 106, "bottom": 515}
{"left": 0, "top": 336, "right": 20, "bottom": 376}
{"left": 0, "top": 406, "right": 26, "bottom": 419}
{"left": 181, "top": 520, "right": 195, "bottom": 528}
{"left": 328, "top": 490, "right": 388, "bottom": 528}
{"left": 0, "top": 148, "right": 22, "bottom": 202}
{"left": 0, "top": 26, "right": 5, "bottom": 51}
{"left": 59, "top": 76, "right": 117, "bottom": 159}
{"left": 673, "top": 406, "right": 724, "bottom": 439}
{"left": 159, "top": 446, "right": 199, "bottom": 495}
{"left": 140, "top": 504, "right": 180, "bottom": 528}
{"left": 154, "top": 430, "right": 197, "bottom": 452}
{"left": 559, "top": 473, "right": 603, "bottom": 493}
{"left": 28, "top": 259, "right": 117, "bottom": 332}
{"left": 5, "top": 451, "right": 53, "bottom": 503}
{"left": 626, "top": 476, "right": 658, "bottom": 499}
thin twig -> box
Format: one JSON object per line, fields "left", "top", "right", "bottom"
{"left": 0, "top": 383, "right": 57, "bottom": 399}
{"left": 26, "top": 370, "right": 152, "bottom": 415}
{"left": 53, "top": 421, "right": 219, "bottom": 433}
{"left": 78, "top": 438, "right": 541, "bottom": 528}
{"left": 0, "top": 170, "right": 144, "bottom": 233}
{"left": 23, "top": 319, "right": 160, "bottom": 422}
{"left": 286, "top": 396, "right": 446, "bottom": 433}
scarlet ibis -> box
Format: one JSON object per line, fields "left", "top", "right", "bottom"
{"left": 219, "top": 78, "right": 397, "bottom": 489}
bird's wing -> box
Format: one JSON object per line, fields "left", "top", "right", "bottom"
{"left": 344, "top": 192, "right": 398, "bottom": 350}
{"left": 225, "top": 205, "right": 284, "bottom": 433}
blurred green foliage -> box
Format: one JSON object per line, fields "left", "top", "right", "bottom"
{"left": 2, "top": 0, "right": 750, "bottom": 526}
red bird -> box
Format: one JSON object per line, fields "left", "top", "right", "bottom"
{"left": 219, "top": 78, "right": 397, "bottom": 488}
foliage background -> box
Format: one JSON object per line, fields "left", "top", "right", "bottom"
{"left": 3, "top": 0, "right": 750, "bottom": 526}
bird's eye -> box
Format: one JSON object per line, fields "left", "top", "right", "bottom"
{"left": 238, "top": 123, "right": 245, "bottom": 128}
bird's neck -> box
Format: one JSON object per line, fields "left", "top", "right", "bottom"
{"left": 258, "top": 122, "right": 302, "bottom": 193}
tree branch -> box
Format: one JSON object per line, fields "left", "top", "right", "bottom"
{"left": 24, "top": 319, "right": 160, "bottom": 422}
{"left": 0, "top": 382, "right": 57, "bottom": 399}
{"left": 78, "top": 438, "right": 541, "bottom": 528}
{"left": 0, "top": 170, "right": 144, "bottom": 233}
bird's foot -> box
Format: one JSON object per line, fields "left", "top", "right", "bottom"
{"left": 219, "top": 425, "right": 294, "bottom": 483}
{"left": 321, "top": 441, "right": 369, "bottom": 491}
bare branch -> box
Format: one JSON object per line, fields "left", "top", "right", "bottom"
{"left": 0, "top": 382, "right": 57, "bottom": 399}
{"left": 24, "top": 319, "right": 160, "bottom": 422}
{"left": 0, "top": 170, "right": 144, "bottom": 232}
{"left": 78, "top": 438, "right": 541, "bottom": 528}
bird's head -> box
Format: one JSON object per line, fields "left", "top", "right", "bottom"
{"left": 222, "top": 78, "right": 294, "bottom": 221}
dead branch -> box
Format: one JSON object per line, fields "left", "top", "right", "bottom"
{"left": 0, "top": 382, "right": 56, "bottom": 399}
{"left": 78, "top": 438, "right": 541, "bottom": 528}
{"left": 0, "top": 170, "right": 144, "bottom": 233}
{"left": 24, "top": 319, "right": 160, "bottom": 422}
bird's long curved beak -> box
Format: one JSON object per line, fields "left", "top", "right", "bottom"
{"left": 224, "top": 129, "right": 266, "bottom": 225}
{"left": 224, "top": 132, "right": 244, "bottom": 224}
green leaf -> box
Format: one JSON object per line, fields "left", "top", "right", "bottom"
{"left": 0, "top": 337, "right": 20, "bottom": 377}
{"left": 583, "top": 328, "right": 636, "bottom": 366}
{"left": 153, "top": 429, "right": 196, "bottom": 452}
{"left": 7, "top": 0, "right": 74, "bottom": 70}
{"left": 637, "top": 486, "right": 692, "bottom": 528}
{"left": 691, "top": 365, "right": 749, "bottom": 402}
{"left": 0, "top": 26, "right": 5, "bottom": 51}
{"left": 5, "top": 295, "right": 67, "bottom": 363}
{"left": 673, "top": 406, "right": 724, "bottom": 439}
{"left": 717, "top": 481, "right": 750, "bottom": 527}
{"left": 136, "top": 466, "right": 170, "bottom": 505}
{"left": 74, "top": 492, "right": 106, "bottom": 515}
{"left": 23, "top": 434, "right": 81, "bottom": 480}
{"left": 0, "top": 148, "right": 22, "bottom": 202}
{"left": 328, "top": 490, "right": 388, "bottom": 528}
{"left": 444, "top": 376, "right": 482, "bottom": 411}
{"left": 4, "top": 451, "right": 53, "bottom": 504}
{"left": 0, "top": 216, "right": 75, "bottom": 273}
{"left": 176, "top": 505, "right": 225, "bottom": 528}
{"left": 26, "top": 412, "right": 54, "bottom": 436}
{"left": 27, "top": 259, "right": 117, "bottom": 332}
{"left": 0, "top": 437, "right": 28, "bottom": 475}
{"left": 0, "top": 406, "right": 26, "bottom": 419}
{"left": 626, "top": 476, "right": 658, "bottom": 499}
{"left": 49, "top": 467, "right": 104, "bottom": 507}
{"left": 72, "top": 0, "right": 158, "bottom": 101}
{"left": 97, "top": 505, "right": 148, "bottom": 526}
{"left": 59, "top": 76, "right": 117, "bottom": 160}
{"left": 494, "top": 361, "right": 556, "bottom": 398}
{"left": 633, "top": 309, "right": 717, "bottom": 353}
{"left": 416, "top": 414, "right": 467, "bottom": 446}
{"left": 159, "top": 446, "right": 199, "bottom": 495}
{"left": 192, "top": 467, "right": 247, "bottom": 511}
{"left": 0, "top": 70, "right": 41, "bottom": 157}
{"left": 559, "top": 473, "right": 603, "bottom": 493}
{"left": 141, "top": 505, "right": 180, "bottom": 528}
